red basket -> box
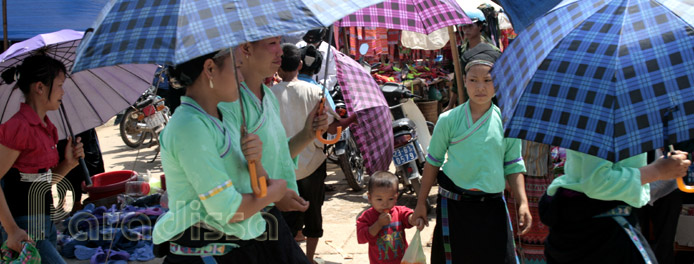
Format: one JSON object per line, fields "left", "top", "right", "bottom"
{"left": 82, "top": 170, "right": 138, "bottom": 200}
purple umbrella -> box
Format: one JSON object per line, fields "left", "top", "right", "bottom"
{"left": 334, "top": 50, "right": 393, "bottom": 174}
{"left": 0, "top": 29, "right": 157, "bottom": 140}
{"left": 337, "top": 0, "right": 471, "bottom": 34}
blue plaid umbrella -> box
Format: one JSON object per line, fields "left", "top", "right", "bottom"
{"left": 72, "top": 0, "right": 383, "bottom": 72}
{"left": 493, "top": 0, "right": 694, "bottom": 162}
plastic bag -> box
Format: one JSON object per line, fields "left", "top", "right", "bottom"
{"left": 401, "top": 229, "right": 426, "bottom": 264}
{"left": 1, "top": 241, "right": 41, "bottom": 264}
{"left": 427, "top": 87, "right": 442, "bottom": 101}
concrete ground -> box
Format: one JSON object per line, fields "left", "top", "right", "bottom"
{"left": 63, "top": 119, "right": 438, "bottom": 263}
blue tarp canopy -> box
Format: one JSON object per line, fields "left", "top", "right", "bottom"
{"left": 0, "top": 0, "right": 108, "bottom": 41}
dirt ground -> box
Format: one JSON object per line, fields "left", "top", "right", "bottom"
{"left": 62, "top": 119, "right": 438, "bottom": 263}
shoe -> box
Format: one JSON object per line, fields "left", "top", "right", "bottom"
{"left": 74, "top": 245, "right": 98, "bottom": 260}
{"left": 131, "top": 242, "right": 155, "bottom": 261}
{"left": 61, "top": 235, "right": 90, "bottom": 258}
{"left": 137, "top": 206, "right": 164, "bottom": 216}
{"left": 90, "top": 247, "right": 130, "bottom": 264}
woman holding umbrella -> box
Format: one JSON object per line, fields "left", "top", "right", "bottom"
{"left": 222, "top": 36, "right": 330, "bottom": 213}
{"left": 152, "top": 48, "right": 312, "bottom": 263}
{"left": 540, "top": 150, "right": 690, "bottom": 263}
{"left": 0, "top": 55, "right": 84, "bottom": 263}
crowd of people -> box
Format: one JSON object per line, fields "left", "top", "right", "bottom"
{"left": 0, "top": 10, "right": 693, "bottom": 264}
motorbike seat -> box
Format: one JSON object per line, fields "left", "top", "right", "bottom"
{"left": 392, "top": 118, "right": 416, "bottom": 131}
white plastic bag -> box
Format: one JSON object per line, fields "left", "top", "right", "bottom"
{"left": 400, "top": 28, "right": 449, "bottom": 50}
{"left": 401, "top": 229, "right": 427, "bottom": 264}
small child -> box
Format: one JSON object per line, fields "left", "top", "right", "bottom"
{"left": 357, "top": 171, "right": 420, "bottom": 264}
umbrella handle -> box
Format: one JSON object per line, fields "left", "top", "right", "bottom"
{"left": 79, "top": 158, "right": 92, "bottom": 187}
{"left": 248, "top": 160, "right": 267, "bottom": 198}
{"left": 666, "top": 145, "right": 694, "bottom": 193}
{"left": 677, "top": 178, "right": 694, "bottom": 193}
{"left": 316, "top": 97, "right": 342, "bottom": 144}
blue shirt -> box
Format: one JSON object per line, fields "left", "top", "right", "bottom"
{"left": 298, "top": 74, "right": 335, "bottom": 110}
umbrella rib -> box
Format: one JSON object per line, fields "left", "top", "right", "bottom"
{"left": 0, "top": 85, "right": 16, "bottom": 122}
{"left": 611, "top": 1, "right": 629, "bottom": 156}
{"left": 84, "top": 66, "right": 132, "bottom": 104}
{"left": 114, "top": 64, "right": 152, "bottom": 86}
{"left": 66, "top": 74, "right": 104, "bottom": 122}
{"left": 413, "top": 0, "right": 430, "bottom": 34}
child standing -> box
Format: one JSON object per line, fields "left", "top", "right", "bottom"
{"left": 412, "top": 46, "right": 532, "bottom": 264}
{"left": 357, "top": 172, "right": 422, "bottom": 264}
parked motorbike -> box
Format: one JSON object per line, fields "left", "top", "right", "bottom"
{"left": 326, "top": 84, "right": 366, "bottom": 191}
{"left": 119, "top": 84, "right": 170, "bottom": 161}
{"left": 381, "top": 82, "right": 435, "bottom": 200}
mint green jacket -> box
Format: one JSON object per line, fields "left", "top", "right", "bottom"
{"left": 547, "top": 150, "right": 650, "bottom": 207}
{"left": 426, "top": 102, "right": 526, "bottom": 193}
{"left": 153, "top": 97, "right": 266, "bottom": 244}
{"left": 218, "top": 82, "right": 299, "bottom": 193}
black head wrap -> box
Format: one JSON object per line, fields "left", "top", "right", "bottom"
{"left": 460, "top": 43, "right": 501, "bottom": 73}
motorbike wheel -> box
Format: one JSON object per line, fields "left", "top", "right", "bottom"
{"left": 338, "top": 136, "right": 365, "bottom": 191}
{"left": 119, "top": 108, "right": 147, "bottom": 148}
{"left": 325, "top": 144, "right": 340, "bottom": 164}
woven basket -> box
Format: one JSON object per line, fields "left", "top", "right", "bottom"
{"left": 416, "top": 100, "right": 439, "bottom": 124}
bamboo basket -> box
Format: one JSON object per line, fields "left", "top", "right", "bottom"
{"left": 416, "top": 100, "right": 439, "bottom": 124}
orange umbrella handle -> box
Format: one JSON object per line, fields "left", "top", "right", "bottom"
{"left": 677, "top": 177, "right": 694, "bottom": 193}
{"left": 316, "top": 97, "right": 342, "bottom": 144}
{"left": 248, "top": 160, "right": 267, "bottom": 198}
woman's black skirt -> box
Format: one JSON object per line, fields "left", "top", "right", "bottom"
{"left": 430, "top": 171, "right": 517, "bottom": 264}
{"left": 539, "top": 188, "right": 657, "bottom": 264}
{"left": 158, "top": 207, "right": 310, "bottom": 264}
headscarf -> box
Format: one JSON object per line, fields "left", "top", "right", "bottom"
{"left": 461, "top": 42, "right": 501, "bottom": 73}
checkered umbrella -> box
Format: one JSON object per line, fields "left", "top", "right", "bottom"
{"left": 337, "top": 0, "right": 471, "bottom": 35}
{"left": 493, "top": 0, "right": 694, "bottom": 162}
{"left": 72, "top": 0, "right": 383, "bottom": 72}
{"left": 334, "top": 50, "right": 393, "bottom": 174}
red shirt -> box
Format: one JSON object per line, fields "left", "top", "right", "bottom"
{"left": 0, "top": 103, "right": 59, "bottom": 173}
{"left": 357, "top": 206, "right": 414, "bottom": 264}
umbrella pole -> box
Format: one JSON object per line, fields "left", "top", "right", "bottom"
{"left": 316, "top": 25, "right": 341, "bottom": 144}
{"left": 447, "top": 26, "right": 466, "bottom": 104}
{"left": 2, "top": 0, "right": 7, "bottom": 51}
{"left": 59, "top": 104, "right": 92, "bottom": 187}
{"left": 232, "top": 48, "right": 266, "bottom": 198}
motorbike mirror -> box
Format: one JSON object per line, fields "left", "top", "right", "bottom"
{"left": 359, "top": 43, "right": 369, "bottom": 56}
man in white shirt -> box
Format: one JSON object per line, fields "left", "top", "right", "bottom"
{"left": 271, "top": 43, "right": 339, "bottom": 264}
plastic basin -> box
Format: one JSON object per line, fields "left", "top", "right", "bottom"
{"left": 82, "top": 170, "right": 138, "bottom": 200}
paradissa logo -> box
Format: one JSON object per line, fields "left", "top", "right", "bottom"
{"left": 25, "top": 172, "right": 73, "bottom": 240}
{"left": 27, "top": 177, "right": 280, "bottom": 242}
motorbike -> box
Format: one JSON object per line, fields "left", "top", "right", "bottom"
{"left": 119, "top": 84, "right": 170, "bottom": 161}
{"left": 381, "top": 82, "right": 435, "bottom": 201}
{"left": 326, "top": 84, "right": 366, "bottom": 191}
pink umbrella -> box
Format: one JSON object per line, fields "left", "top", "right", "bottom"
{"left": 334, "top": 50, "right": 393, "bottom": 174}
{"left": 337, "top": 0, "right": 471, "bottom": 35}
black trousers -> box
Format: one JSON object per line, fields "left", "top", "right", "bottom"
{"left": 283, "top": 161, "right": 327, "bottom": 238}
